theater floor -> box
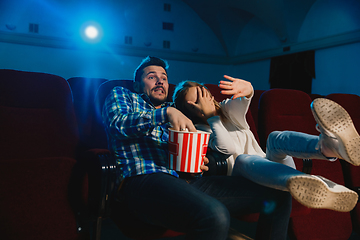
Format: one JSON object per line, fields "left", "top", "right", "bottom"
{"left": 99, "top": 217, "right": 257, "bottom": 240}
{"left": 98, "top": 217, "right": 360, "bottom": 240}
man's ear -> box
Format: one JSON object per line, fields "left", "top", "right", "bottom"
{"left": 133, "top": 81, "right": 140, "bottom": 93}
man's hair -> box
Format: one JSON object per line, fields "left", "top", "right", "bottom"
{"left": 134, "top": 56, "right": 169, "bottom": 82}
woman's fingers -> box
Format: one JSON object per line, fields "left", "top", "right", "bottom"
{"left": 223, "top": 75, "right": 236, "bottom": 81}
{"left": 201, "top": 86, "right": 208, "bottom": 97}
{"left": 196, "top": 86, "right": 203, "bottom": 98}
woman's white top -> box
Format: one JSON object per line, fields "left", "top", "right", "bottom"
{"left": 196, "top": 94, "right": 265, "bottom": 176}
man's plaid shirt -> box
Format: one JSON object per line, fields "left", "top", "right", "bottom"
{"left": 102, "top": 86, "right": 179, "bottom": 183}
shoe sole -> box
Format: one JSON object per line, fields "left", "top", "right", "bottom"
{"left": 287, "top": 175, "right": 358, "bottom": 212}
{"left": 311, "top": 98, "right": 360, "bottom": 166}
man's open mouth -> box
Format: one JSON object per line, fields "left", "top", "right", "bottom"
{"left": 153, "top": 87, "right": 165, "bottom": 94}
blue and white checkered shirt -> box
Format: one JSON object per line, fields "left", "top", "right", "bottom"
{"left": 102, "top": 86, "right": 179, "bottom": 182}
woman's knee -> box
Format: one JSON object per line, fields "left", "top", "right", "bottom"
{"left": 266, "top": 131, "right": 285, "bottom": 154}
{"left": 267, "top": 131, "right": 282, "bottom": 144}
{"left": 234, "top": 154, "right": 262, "bottom": 173}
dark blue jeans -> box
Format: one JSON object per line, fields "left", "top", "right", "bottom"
{"left": 119, "top": 173, "right": 291, "bottom": 240}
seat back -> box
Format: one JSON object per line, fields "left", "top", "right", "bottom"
{"left": 326, "top": 93, "right": 360, "bottom": 233}
{"left": 249, "top": 89, "right": 265, "bottom": 132}
{"left": 67, "top": 77, "right": 108, "bottom": 149}
{"left": 0, "top": 69, "right": 79, "bottom": 159}
{"left": 258, "top": 88, "right": 318, "bottom": 147}
{"left": 258, "top": 89, "right": 353, "bottom": 240}
{"left": 0, "top": 69, "right": 87, "bottom": 240}
{"left": 91, "top": 80, "right": 134, "bottom": 149}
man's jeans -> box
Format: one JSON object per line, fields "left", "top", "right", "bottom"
{"left": 119, "top": 172, "right": 292, "bottom": 240}
{"left": 233, "top": 131, "right": 329, "bottom": 191}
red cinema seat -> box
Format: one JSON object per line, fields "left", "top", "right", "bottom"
{"left": 0, "top": 69, "right": 89, "bottom": 240}
{"left": 326, "top": 93, "right": 360, "bottom": 234}
{"left": 258, "top": 89, "right": 353, "bottom": 240}
{"left": 67, "top": 77, "right": 108, "bottom": 150}
{"left": 249, "top": 89, "right": 265, "bottom": 132}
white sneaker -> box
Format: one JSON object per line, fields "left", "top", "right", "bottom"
{"left": 311, "top": 98, "right": 360, "bottom": 166}
{"left": 287, "top": 175, "right": 358, "bottom": 212}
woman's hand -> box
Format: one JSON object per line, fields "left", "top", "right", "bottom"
{"left": 200, "top": 156, "right": 209, "bottom": 172}
{"left": 187, "top": 86, "right": 216, "bottom": 119}
{"left": 219, "top": 75, "right": 253, "bottom": 99}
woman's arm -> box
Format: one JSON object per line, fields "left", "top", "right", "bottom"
{"left": 198, "top": 116, "right": 237, "bottom": 155}
{"left": 219, "top": 75, "right": 254, "bottom": 129}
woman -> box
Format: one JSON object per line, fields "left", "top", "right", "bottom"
{"left": 173, "top": 76, "right": 359, "bottom": 212}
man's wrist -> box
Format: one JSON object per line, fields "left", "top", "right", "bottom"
{"left": 153, "top": 106, "right": 169, "bottom": 125}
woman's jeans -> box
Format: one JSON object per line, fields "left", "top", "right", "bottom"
{"left": 232, "top": 131, "right": 329, "bottom": 191}
{"left": 118, "top": 172, "right": 292, "bottom": 240}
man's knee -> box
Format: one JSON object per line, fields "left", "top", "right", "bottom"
{"left": 210, "top": 203, "right": 230, "bottom": 229}
{"left": 194, "top": 200, "right": 230, "bottom": 233}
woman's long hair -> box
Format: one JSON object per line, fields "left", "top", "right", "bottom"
{"left": 172, "top": 80, "right": 225, "bottom": 124}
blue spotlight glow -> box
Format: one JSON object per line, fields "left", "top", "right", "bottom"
{"left": 81, "top": 21, "right": 103, "bottom": 43}
{"left": 85, "top": 25, "right": 98, "bottom": 39}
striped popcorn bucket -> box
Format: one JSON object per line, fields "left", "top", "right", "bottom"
{"left": 168, "top": 128, "right": 210, "bottom": 173}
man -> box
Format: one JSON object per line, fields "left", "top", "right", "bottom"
{"left": 102, "top": 56, "right": 292, "bottom": 240}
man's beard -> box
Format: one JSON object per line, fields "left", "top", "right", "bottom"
{"left": 149, "top": 95, "right": 167, "bottom": 106}
{"left": 149, "top": 86, "right": 167, "bottom": 106}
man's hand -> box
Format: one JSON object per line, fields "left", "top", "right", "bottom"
{"left": 187, "top": 87, "right": 216, "bottom": 119}
{"left": 167, "top": 107, "right": 197, "bottom": 132}
{"left": 219, "top": 75, "right": 253, "bottom": 99}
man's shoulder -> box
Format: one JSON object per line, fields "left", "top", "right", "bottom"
{"left": 112, "top": 85, "right": 134, "bottom": 93}
{"left": 104, "top": 86, "right": 140, "bottom": 106}
{"left": 109, "top": 86, "right": 140, "bottom": 98}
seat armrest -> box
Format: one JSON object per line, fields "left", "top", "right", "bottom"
{"left": 204, "top": 149, "right": 230, "bottom": 176}
{"left": 351, "top": 187, "right": 360, "bottom": 200}
{"left": 79, "top": 149, "right": 117, "bottom": 219}
{"left": 302, "top": 158, "right": 313, "bottom": 174}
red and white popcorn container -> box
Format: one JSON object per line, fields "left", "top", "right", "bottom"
{"left": 168, "top": 128, "right": 210, "bottom": 173}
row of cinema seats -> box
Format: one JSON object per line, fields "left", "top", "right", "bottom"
{"left": 0, "top": 69, "right": 359, "bottom": 240}
{"left": 67, "top": 75, "right": 360, "bottom": 240}
{"left": 67, "top": 76, "right": 360, "bottom": 240}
